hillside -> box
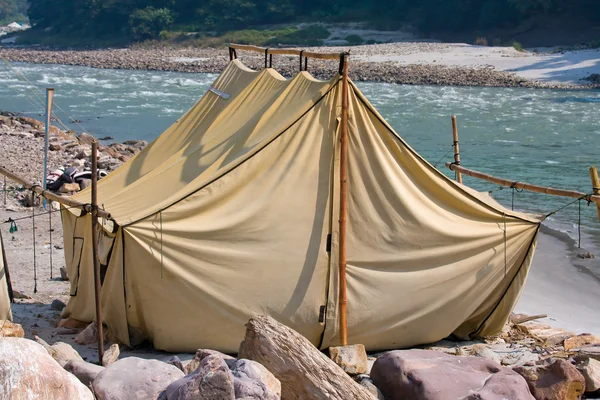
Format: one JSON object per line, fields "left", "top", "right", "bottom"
{"left": 0, "top": 0, "right": 26, "bottom": 25}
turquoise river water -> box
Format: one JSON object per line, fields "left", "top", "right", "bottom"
{"left": 1, "top": 62, "right": 599, "bottom": 248}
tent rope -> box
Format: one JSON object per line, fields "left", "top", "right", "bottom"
{"left": 32, "top": 192, "right": 37, "bottom": 293}
{"left": 433, "top": 145, "right": 454, "bottom": 169}
{"left": 49, "top": 200, "right": 53, "bottom": 279}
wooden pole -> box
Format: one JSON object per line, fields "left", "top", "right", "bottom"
{"left": 228, "top": 43, "right": 345, "bottom": 61}
{"left": 589, "top": 166, "right": 600, "bottom": 220}
{"left": 43, "top": 88, "right": 54, "bottom": 209}
{"left": 446, "top": 163, "right": 600, "bottom": 204}
{"left": 0, "top": 165, "right": 112, "bottom": 219}
{"left": 451, "top": 115, "right": 462, "bottom": 184}
{"left": 339, "top": 54, "right": 349, "bottom": 346}
{"left": 0, "top": 231, "right": 14, "bottom": 303}
{"left": 91, "top": 141, "right": 104, "bottom": 365}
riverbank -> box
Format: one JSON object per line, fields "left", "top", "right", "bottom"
{"left": 2, "top": 43, "right": 600, "bottom": 89}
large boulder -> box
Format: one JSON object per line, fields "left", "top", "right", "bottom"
{"left": 0, "top": 337, "right": 94, "bottom": 399}
{"left": 564, "top": 334, "right": 600, "bottom": 351}
{"left": 229, "top": 358, "right": 281, "bottom": 399}
{"left": 92, "top": 357, "right": 184, "bottom": 400}
{"left": 64, "top": 359, "right": 104, "bottom": 387}
{"left": 165, "top": 354, "right": 235, "bottom": 400}
{"left": 35, "top": 336, "right": 83, "bottom": 368}
{"left": 515, "top": 359, "right": 586, "bottom": 400}
{"left": 371, "top": 349, "right": 534, "bottom": 400}
{"left": 576, "top": 357, "right": 600, "bottom": 393}
{"left": 238, "top": 315, "right": 373, "bottom": 400}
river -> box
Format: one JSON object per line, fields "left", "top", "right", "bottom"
{"left": 1, "top": 62, "right": 600, "bottom": 248}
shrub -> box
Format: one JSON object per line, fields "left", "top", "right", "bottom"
{"left": 474, "top": 37, "right": 488, "bottom": 46}
{"left": 129, "top": 7, "right": 174, "bottom": 41}
{"left": 512, "top": 41, "right": 524, "bottom": 52}
{"left": 345, "top": 34, "right": 363, "bottom": 46}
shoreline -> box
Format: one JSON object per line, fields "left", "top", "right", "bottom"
{"left": 2, "top": 44, "right": 600, "bottom": 89}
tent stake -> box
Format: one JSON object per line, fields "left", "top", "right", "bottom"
{"left": 42, "top": 88, "right": 54, "bottom": 209}
{"left": 339, "top": 53, "right": 349, "bottom": 346}
{"left": 589, "top": 166, "right": 600, "bottom": 221}
{"left": 91, "top": 141, "right": 104, "bottom": 365}
{"left": 451, "top": 115, "right": 462, "bottom": 184}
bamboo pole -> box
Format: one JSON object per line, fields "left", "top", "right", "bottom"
{"left": 0, "top": 165, "right": 112, "bottom": 219}
{"left": 589, "top": 166, "right": 600, "bottom": 220}
{"left": 451, "top": 115, "right": 462, "bottom": 184}
{"left": 91, "top": 141, "right": 104, "bottom": 365}
{"left": 42, "top": 88, "right": 54, "bottom": 209}
{"left": 338, "top": 54, "right": 349, "bottom": 346}
{"left": 229, "top": 43, "right": 344, "bottom": 61}
{"left": 446, "top": 163, "right": 600, "bottom": 204}
{"left": 0, "top": 231, "right": 14, "bottom": 303}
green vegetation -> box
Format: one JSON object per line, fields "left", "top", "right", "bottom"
{"left": 512, "top": 41, "right": 524, "bottom": 52}
{"left": 0, "top": 0, "right": 27, "bottom": 25}
{"left": 21, "top": 0, "right": 600, "bottom": 46}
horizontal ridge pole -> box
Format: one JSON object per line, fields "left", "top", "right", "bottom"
{"left": 445, "top": 162, "right": 600, "bottom": 204}
{"left": 229, "top": 43, "right": 345, "bottom": 61}
{"left": 0, "top": 165, "right": 112, "bottom": 219}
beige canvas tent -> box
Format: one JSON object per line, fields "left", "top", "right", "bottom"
{"left": 60, "top": 52, "right": 541, "bottom": 353}
{"left": 0, "top": 235, "right": 13, "bottom": 321}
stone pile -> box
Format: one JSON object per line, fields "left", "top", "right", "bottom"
{"left": 0, "top": 112, "right": 147, "bottom": 203}
{"left": 1, "top": 46, "right": 596, "bottom": 89}
{"left": 1, "top": 313, "right": 599, "bottom": 399}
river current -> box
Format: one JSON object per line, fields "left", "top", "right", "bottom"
{"left": 1, "top": 62, "right": 599, "bottom": 248}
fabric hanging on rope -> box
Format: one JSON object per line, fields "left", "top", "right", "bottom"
{"left": 60, "top": 59, "right": 542, "bottom": 353}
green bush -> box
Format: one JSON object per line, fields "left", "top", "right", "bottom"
{"left": 345, "top": 34, "right": 363, "bottom": 46}
{"left": 512, "top": 41, "right": 524, "bottom": 52}
{"left": 474, "top": 37, "right": 488, "bottom": 46}
{"left": 129, "top": 7, "right": 174, "bottom": 41}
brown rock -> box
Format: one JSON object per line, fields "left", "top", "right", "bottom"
{"left": 565, "top": 334, "right": 600, "bottom": 351}
{"left": 165, "top": 355, "right": 235, "bottom": 400}
{"left": 329, "top": 344, "right": 368, "bottom": 375}
{"left": 59, "top": 182, "right": 80, "bottom": 193}
{"left": 185, "top": 349, "right": 235, "bottom": 374}
{"left": 372, "top": 349, "right": 534, "bottom": 400}
{"left": 0, "top": 320, "right": 24, "bottom": 337}
{"left": 515, "top": 359, "right": 585, "bottom": 400}
{"left": 49, "top": 143, "right": 61, "bottom": 151}
{"left": 59, "top": 267, "right": 69, "bottom": 281}
{"left": 75, "top": 322, "right": 105, "bottom": 345}
{"left": 58, "top": 317, "right": 88, "bottom": 329}
{"left": 102, "top": 343, "right": 120, "bottom": 366}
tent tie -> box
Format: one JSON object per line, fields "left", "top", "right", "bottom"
{"left": 32, "top": 194, "right": 37, "bottom": 293}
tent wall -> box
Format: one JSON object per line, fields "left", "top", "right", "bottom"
{"left": 0, "top": 236, "right": 12, "bottom": 321}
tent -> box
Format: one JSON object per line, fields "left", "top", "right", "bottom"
{"left": 60, "top": 54, "right": 541, "bottom": 353}
{"left": 0, "top": 234, "right": 12, "bottom": 321}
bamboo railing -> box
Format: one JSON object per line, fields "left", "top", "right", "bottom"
{"left": 228, "top": 43, "right": 346, "bottom": 61}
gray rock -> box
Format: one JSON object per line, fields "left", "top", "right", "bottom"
{"left": 92, "top": 357, "right": 184, "bottom": 400}
{"left": 64, "top": 359, "right": 105, "bottom": 387}
{"left": 577, "top": 357, "right": 600, "bottom": 392}
{"left": 60, "top": 267, "right": 69, "bottom": 281}
{"left": 78, "top": 178, "right": 92, "bottom": 190}
{"left": 354, "top": 374, "right": 384, "bottom": 399}
{"left": 371, "top": 349, "right": 534, "bottom": 400}
{"left": 185, "top": 349, "right": 235, "bottom": 374}
{"left": 51, "top": 299, "right": 67, "bottom": 311}
{"left": 165, "top": 355, "right": 235, "bottom": 400}
{"left": 229, "top": 359, "right": 281, "bottom": 399}
{"left": 166, "top": 355, "right": 185, "bottom": 372}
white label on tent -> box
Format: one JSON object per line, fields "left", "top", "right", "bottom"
{"left": 209, "top": 87, "right": 231, "bottom": 100}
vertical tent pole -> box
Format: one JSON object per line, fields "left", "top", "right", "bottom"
{"left": 91, "top": 141, "right": 104, "bottom": 364}
{"left": 451, "top": 115, "right": 462, "bottom": 184}
{"left": 43, "top": 88, "right": 55, "bottom": 208}
{"left": 339, "top": 53, "right": 349, "bottom": 346}
{"left": 590, "top": 166, "right": 600, "bottom": 221}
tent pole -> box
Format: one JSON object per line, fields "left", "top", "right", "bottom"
{"left": 451, "top": 115, "right": 462, "bottom": 184}
{"left": 339, "top": 53, "right": 349, "bottom": 346}
{"left": 91, "top": 141, "right": 104, "bottom": 365}
{"left": 42, "top": 88, "right": 54, "bottom": 209}
{"left": 0, "top": 231, "right": 14, "bottom": 303}
{"left": 589, "top": 166, "right": 600, "bottom": 221}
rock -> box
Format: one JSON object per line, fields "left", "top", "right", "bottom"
{"left": 75, "top": 148, "right": 92, "bottom": 159}
{"left": 329, "top": 344, "right": 368, "bottom": 375}
{"left": 471, "top": 343, "right": 503, "bottom": 365}
{"left": 60, "top": 267, "right": 69, "bottom": 281}
{"left": 0, "top": 337, "right": 94, "bottom": 399}
{"left": 371, "top": 349, "right": 534, "bottom": 400}
{"left": 98, "top": 136, "right": 114, "bottom": 141}
{"left": 229, "top": 358, "right": 281, "bottom": 399}
{"left": 578, "top": 345, "right": 600, "bottom": 361}
{"left": 59, "top": 182, "right": 80, "bottom": 193}
{"left": 74, "top": 322, "right": 105, "bottom": 345}
{"left": 92, "top": 357, "right": 184, "bottom": 400}
{"left": 165, "top": 354, "right": 235, "bottom": 400}
{"left": 354, "top": 374, "right": 384, "bottom": 399}
{"left": 78, "top": 178, "right": 92, "bottom": 190}
{"left": 565, "top": 334, "right": 600, "bottom": 351}
{"left": 166, "top": 355, "right": 185, "bottom": 372}
{"left": 35, "top": 336, "right": 84, "bottom": 367}
{"left": 12, "top": 289, "right": 32, "bottom": 299}
{"left": 185, "top": 349, "right": 235, "bottom": 374}
{"left": 49, "top": 143, "right": 61, "bottom": 151}
{"left": 238, "top": 315, "right": 373, "bottom": 400}
{"left": 64, "top": 359, "right": 105, "bottom": 387}
{"left": 102, "top": 343, "right": 120, "bottom": 366}
{"left": 0, "top": 320, "right": 24, "bottom": 337}
{"left": 577, "top": 357, "right": 600, "bottom": 392}
{"left": 51, "top": 299, "right": 67, "bottom": 311}
{"left": 515, "top": 359, "right": 585, "bottom": 400}
{"left": 78, "top": 132, "right": 96, "bottom": 146}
